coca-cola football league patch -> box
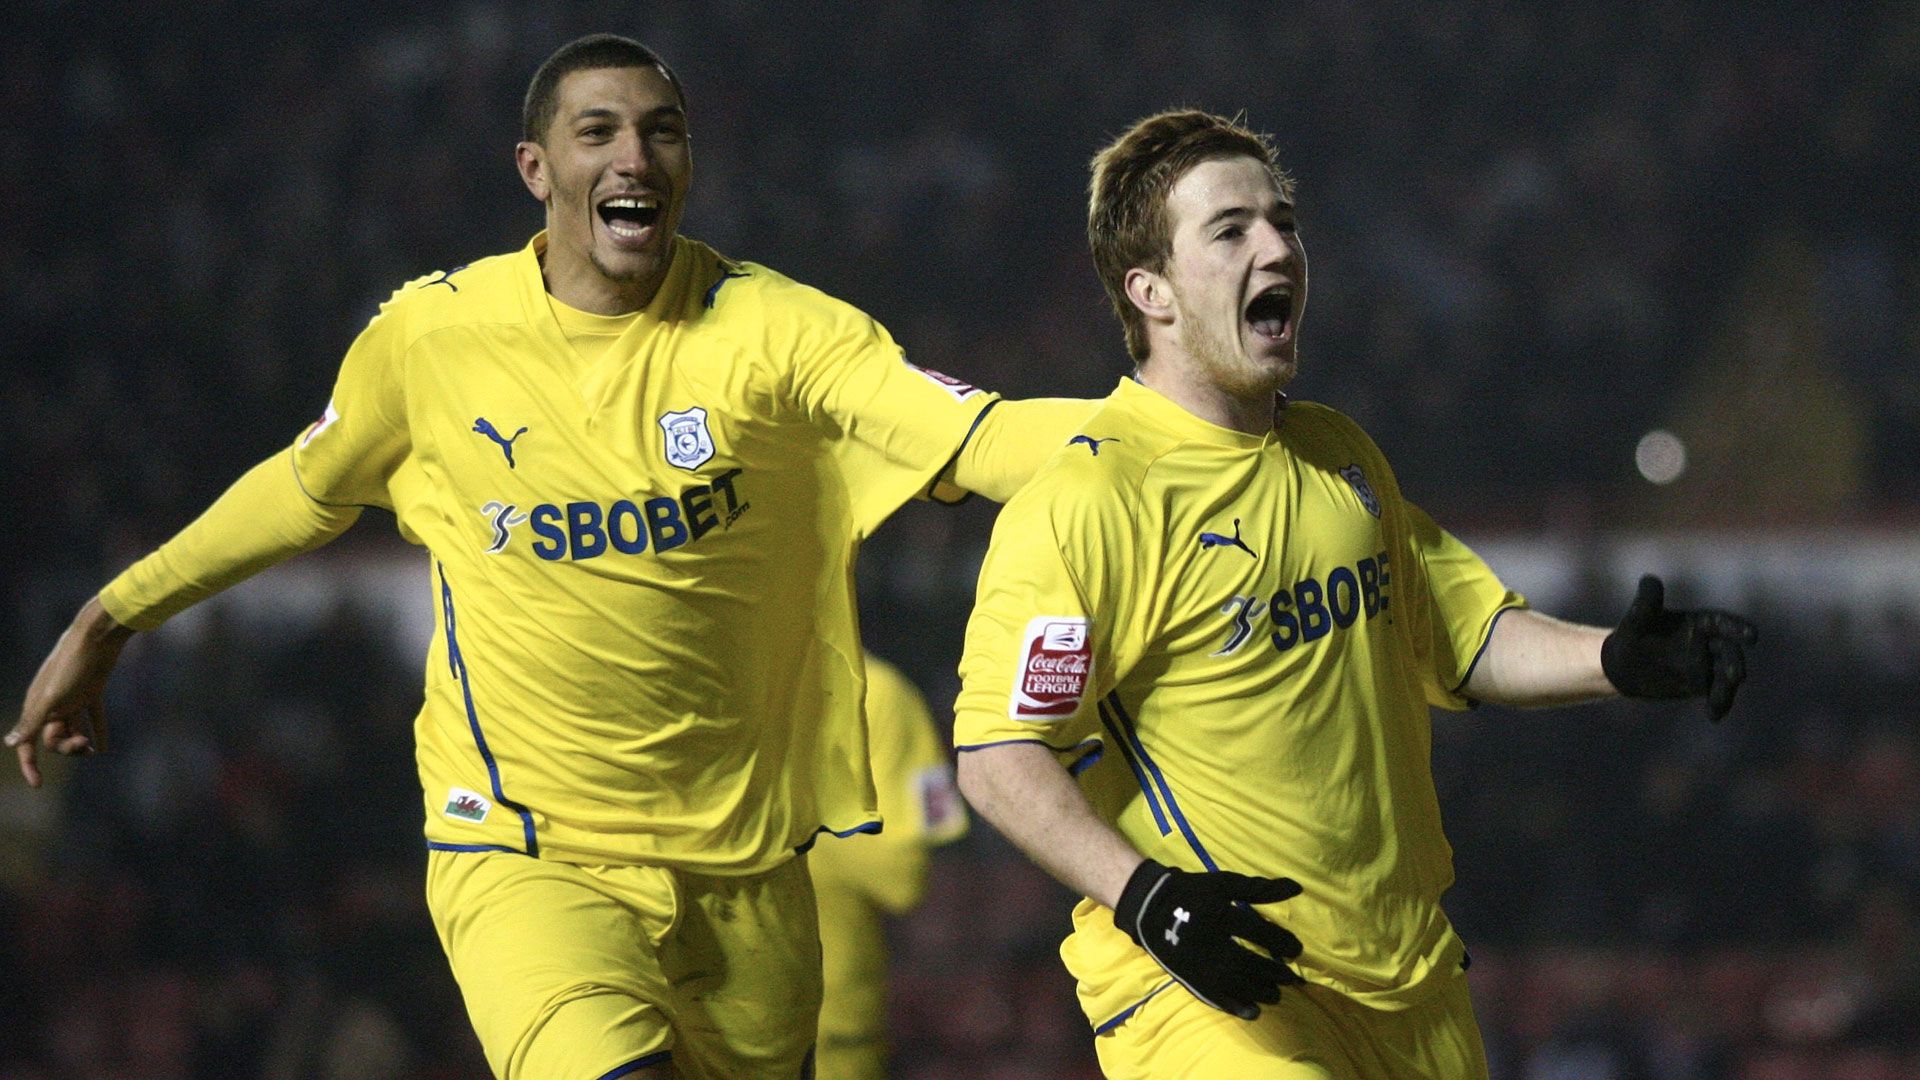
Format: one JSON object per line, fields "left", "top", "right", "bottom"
{"left": 1010, "top": 616, "right": 1092, "bottom": 719}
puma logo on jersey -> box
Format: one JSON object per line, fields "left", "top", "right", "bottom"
{"left": 473, "top": 418, "right": 528, "bottom": 468}
{"left": 1068, "top": 435, "right": 1118, "bottom": 456}
{"left": 479, "top": 501, "right": 529, "bottom": 554}
{"left": 423, "top": 265, "right": 467, "bottom": 291}
{"left": 1199, "top": 519, "right": 1256, "bottom": 558}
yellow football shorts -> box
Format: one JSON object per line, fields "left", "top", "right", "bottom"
{"left": 1095, "top": 967, "right": 1489, "bottom": 1080}
{"left": 426, "top": 848, "right": 822, "bottom": 1080}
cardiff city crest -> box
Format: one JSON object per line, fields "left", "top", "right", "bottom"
{"left": 1339, "top": 464, "right": 1381, "bottom": 517}
{"left": 658, "top": 407, "right": 716, "bottom": 471}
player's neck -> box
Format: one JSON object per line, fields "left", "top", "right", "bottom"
{"left": 1136, "top": 353, "right": 1280, "bottom": 437}
{"left": 540, "top": 240, "right": 671, "bottom": 316}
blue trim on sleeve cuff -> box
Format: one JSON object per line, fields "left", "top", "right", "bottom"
{"left": 597, "top": 1051, "right": 671, "bottom": 1080}
{"left": 955, "top": 736, "right": 1106, "bottom": 775}
{"left": 928, "top": 398, "right": 1002, "bottom": 505}
{"left": 1451, "top": 602, "right": 1528, "bottom": 697}
{"left": 425, "top": 841, "right": 528, "bottom": 854}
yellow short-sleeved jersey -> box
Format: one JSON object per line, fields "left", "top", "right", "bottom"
{"left": 953, "top": 377, "right": 1524, "bottom": 1029}
{"left": 282, "top": 232, "right": 993, "bottom": 873}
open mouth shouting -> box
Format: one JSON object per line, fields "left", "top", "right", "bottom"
{"left": 596, "top": 192, "right": 664, "bottom": 249}
{"left": 1245, "top": 284, "right": 1296, "bottom": 348}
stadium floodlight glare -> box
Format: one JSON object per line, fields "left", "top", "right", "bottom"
{"left": 1635, "top": 430, "right": 1687, "bottom": 485}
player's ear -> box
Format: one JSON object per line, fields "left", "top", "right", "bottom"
{"left": 515, "top": 141, "right": 551, "bottom": 203}
{"left": 1124, "top": 267, "right": 1175, "bottom": 326}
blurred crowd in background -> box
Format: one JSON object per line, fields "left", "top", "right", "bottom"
{"left": 3, "top": 1, "right": 1917, "bottom": 1077}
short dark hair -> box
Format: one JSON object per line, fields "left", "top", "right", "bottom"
{"left": 1088, "top": 110, "right": 1292, "bottom": 362}
{"left": 522, "top": 34, "right": 686, "bottom": 144}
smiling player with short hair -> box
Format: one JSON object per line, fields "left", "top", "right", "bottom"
{"left": 12, "top": 33, "right": 1094, "bottom": 1080}
{"left": 952, "top": 109, "right": 1758, "bottom": 1079}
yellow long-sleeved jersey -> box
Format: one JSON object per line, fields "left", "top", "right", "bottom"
{"left": 103, "top": 232, "right": 1082, "bottom": 874}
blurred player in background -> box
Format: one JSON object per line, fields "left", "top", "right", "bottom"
{"left": 953, "top": 110, "right": 1757, "bottom": 1079}
{"left": 11, "top": 33, "right": 1093, "bottom": 1080}
{"left": 810, "top": 653, "right": 968, "bottom": 1080}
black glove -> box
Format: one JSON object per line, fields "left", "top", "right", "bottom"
{"left": 1112, "top": 859, "right": 1304, "bottom": 1020}
{"left": 1601, "top": 575, "right": 1758, "bottom": 722}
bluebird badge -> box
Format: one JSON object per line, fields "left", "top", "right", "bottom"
{"left": 1340, "top": 464, "right": 1382, "bottom": 517}
{"left": 659, "top": 407, "right": 716, "bottom": 471}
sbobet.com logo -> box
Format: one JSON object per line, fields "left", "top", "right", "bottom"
{"left": 484, "top": 468, "right": 748, "bottom": 560}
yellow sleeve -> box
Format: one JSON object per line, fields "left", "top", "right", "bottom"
{"left": 786, "top": 297, "right": 1000, "bottom": 537}
{"left": 953, "top": 470, "right": 1131, "bottom": 760}
{"left": 98, "top": 278, "right": 423, "bottom": 632}
{"left": 97, "top": 450, "right": 361, "bottom": 631}
{"left": 1316, "top": 405, "right": 1524, "bottom": 711}
{"left": 289, "top": 286, "right": 415, "bottom": 510}
{"left": 931, "top": 396, "right": 1105, "bottom": 503}
{"left": 1402, "top": 503, "right": 1527, "bottom": 709}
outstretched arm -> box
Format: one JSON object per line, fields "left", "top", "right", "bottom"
{"left": 99, "top": 449, "right": 362, "bottom": 630}
{"left": 942, "top": 398, "right": 1103, "bottom": 503}
{"left": 8, "top": 449, "right": 361, "bottom": 784}
{"left": 1465, "top": 576, "right": 1757, "bottom": 720}
{"left": 1462, "top": 609, "right": 1613, "bottom": 708}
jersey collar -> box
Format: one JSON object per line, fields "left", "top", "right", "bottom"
{"left": 515, "top": 232, "right": 719, "bottom": 418}
{"left": 1113, "top": 376, "right": 1281, "bottom": 452}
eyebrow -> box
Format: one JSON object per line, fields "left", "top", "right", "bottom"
{"left": 1202, "top": 201, "right": 1296, "bottom": 228}
{"left": 568, "top": 104, "right": 686, "bottom": 125}
{"left": 1204, "top": 206, "right": 1255, "bottom": 228}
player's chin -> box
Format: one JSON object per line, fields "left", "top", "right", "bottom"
{"left": 590, "top": 245, "right": 666, "bottom": 284}
{"left": 1243, "top": 341, "right": 1299, "bottom": 386}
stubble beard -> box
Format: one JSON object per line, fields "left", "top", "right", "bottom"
{"left": 589, "top": 246, "right": 657, "bottom": 284}
{"left": 1178, "top": 296, "right": 1290, "bottom": 401}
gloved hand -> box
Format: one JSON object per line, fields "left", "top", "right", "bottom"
{"left": 1601, "top": 575, "right": 1758, "bottom": 721}
{"left": 1112, "top": 859, "right": 1304, "bottom": 1020}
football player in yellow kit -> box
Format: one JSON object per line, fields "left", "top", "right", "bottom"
{"left": 11, "top": 35, "right": 1091, "bottom": 1080}
{"left": 952, "top": 110, "right": 1757, "bottom": 1079}
{"left": 810, "top": 653, "right": 968, "bottom": 1080}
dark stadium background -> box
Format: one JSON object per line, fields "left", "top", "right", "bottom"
{"left": 4, "top": 3, "right": 1917, "bottom": 1078}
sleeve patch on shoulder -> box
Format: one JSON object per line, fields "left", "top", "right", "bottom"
{"left": 1011, "top": 616, "right": 1092, "bottom": 719}
{"left": 907, "top": 361, "right": 985, "bottom": 402}
{"left": 300, "top": 400, "right": 340, "bottom": 447}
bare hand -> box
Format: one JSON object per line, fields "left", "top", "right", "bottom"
{"left": 8, "top": 596, "right": 135, "bottom": 787}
